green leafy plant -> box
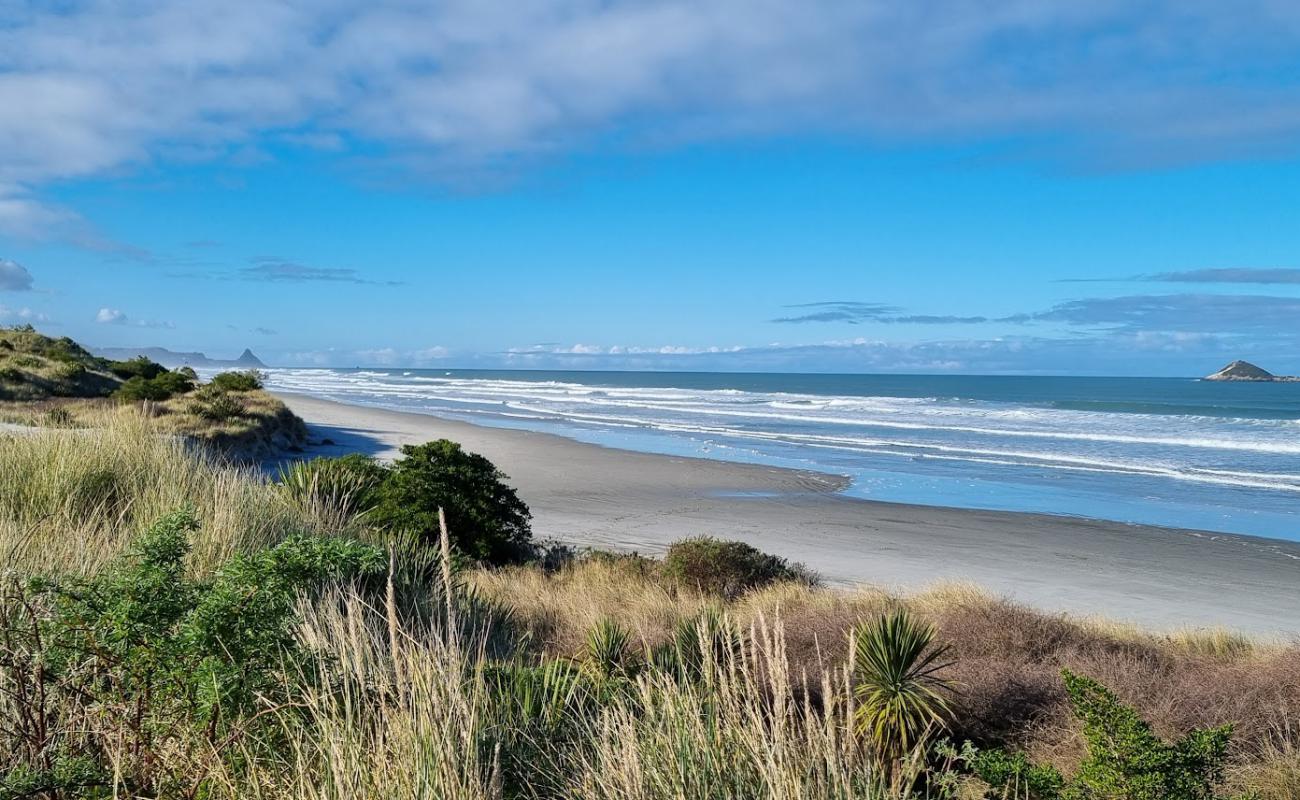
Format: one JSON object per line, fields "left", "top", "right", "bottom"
{"left": 852, "top": 609, "right": 955, "bottom": 766}
{"left": 209, "top": 370, "right": 263, "bottom": 392}
{"left": 0, "top": 508, "right": 385, "bottom": 798}
{"left": 969, "top": 670, "right": 1244, "bottom": 800}
{"left": 368, "top": 439, "right": 534, "bottom": 565}
{"left": 1063, "top": 669, "right": 1238, "bottom": 800}
{"left": 661, "top": 536, "right": 817, "bottom": 597}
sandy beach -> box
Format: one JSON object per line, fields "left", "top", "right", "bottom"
{"left": 276, "top": 392, "right": 1300, "bottom": 635}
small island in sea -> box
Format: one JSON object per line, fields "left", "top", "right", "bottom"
{"left": 1203, "top": 360, "right": 1300, "bottom": 382}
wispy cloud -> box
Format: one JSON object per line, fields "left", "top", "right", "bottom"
{"left": 0, "top": 259, "right": 34, "bottom": 292}
{"left": 773, "top": 301, "right": 1009, "bottom": 325}
{"left": 1143, "top": 268, "right": 1300, "bottom": 285}
{"left": 1035, "top": 293, "right": 1300, "bottom": 333}
{"left": 239, "top": 259, "right": 402, "bottom": 286}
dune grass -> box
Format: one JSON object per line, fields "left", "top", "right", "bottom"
{"left": 1, "top": 415, "right": 1297, "bottom": 799}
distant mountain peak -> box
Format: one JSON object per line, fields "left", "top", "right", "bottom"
{"left": 235, "top": 348, "right": 266, "bottom": 368}
{"left": 1203, "top": 360, "right": 1298, "bottom": 382}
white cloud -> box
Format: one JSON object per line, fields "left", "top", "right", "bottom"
{"left": 4, "top": 1, "right": 1300, "bottom": 236}
{"left": 0, "top": 305, "right": 49, "bottom": 323}
{"left": 0, "top": 258, "right": 34, "bottom": 291}
{"left": 95, "top": 307, "right": 174, "bottom": 329}
{"left": 96, "top": 307, "right": 126, "bottom": 324}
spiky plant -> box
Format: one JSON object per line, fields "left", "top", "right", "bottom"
{"left": 586, "top": 618, "right": 636, "bottom": 680}
{"left": 851, "top": 609, "right": 954, "bottom": 768}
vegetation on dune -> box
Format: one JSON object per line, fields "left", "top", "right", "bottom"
{"left": 661, "top": 535, "right": 818, "bottom": 597}
{"left": 0, "top": 326, "right": 122, "bottom": 401}
{"left": 278, "top": 442, "right": 535, "bottom": 565}
{"left": 0, "top": 417, "right": 1297, "bottom": 799}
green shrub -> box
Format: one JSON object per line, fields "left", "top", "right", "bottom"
{"left": 108, "top": 355, "right": 167, "bottom": 380}
{"left": 967, "top": 744, "right": 1066, "bottom": 799}
{"left": 11, "top": 355, "right": 41, "bottom": 368}
{"left": 113, "top": 370, "right": 197, "bottom": 403}
{"left": 0, "top": 508, "right": 385, "bottom": 798}
{"left": 209, "top": 370, "right": 263, "bottom": 392}
{"left": 114, "top": 375, "right": 172, "bottom": 402}
{"left": 969, "top": 670, "right": 1243, "bottom": 800}
{"left": 0, "top": 366, "right": 20, "bottom": 382}
{"left": 661, "top": 536, "right": 817, "bottom": 597}
{"left": 368, "top": 439, "right": 534, "bottom": 565}
{"left": 188, "top": 387, "right": 245, "bottom": 421}
{"left": 51, "top": 361, "right": 85, "bottom": 381}
{"left": 151, "top": 369, "right": 196, "bottom": 396}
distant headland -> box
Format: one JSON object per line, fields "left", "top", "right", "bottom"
{"left": 92, "top": 345, "right": 266, "bottom": 370}
{"left": 1203, "top": 360, "right": 1300, "bottom": 382}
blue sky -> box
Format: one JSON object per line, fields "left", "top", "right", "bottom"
{"left": 2, "top": 1, "right": 1300, "bottom": 375}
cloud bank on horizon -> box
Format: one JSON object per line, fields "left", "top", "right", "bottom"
{"left": 1, "top": 0, "right": 1300, "bottom": 374}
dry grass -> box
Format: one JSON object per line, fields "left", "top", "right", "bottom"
{"left": 0, "top": 389, "right": 307, "bottom": 462}
{"left": 469, "top": 559, "right": 1300, "bottom": 798}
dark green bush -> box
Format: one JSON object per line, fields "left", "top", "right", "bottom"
{"left": 114, "top": 375, "right": 172, "bottom": 402}
{"left": 0, "top": 366, "right": 20, "bottom": 382}
{"left": 661, "top": 536, "right": 817, "bottom": 597}
{"left": 107, "top": 355, "right": 167, "bottom": 380}
{"left": 368, "top": 439, "right": 534, "bottom": 565}
{"left": 969, "top": 670, "right": 1242, "bottom": 800}
{"left": 209, "top": 370, "right": 263, "bottom": 392}
{"left": 113, "top": 369, "right": 197, "bottom": 402}
{"left": 0, "top": 509, "right": 385, "bottom": 798}
{"left": 151, "top": 369, "right": 196, "bottom": 396}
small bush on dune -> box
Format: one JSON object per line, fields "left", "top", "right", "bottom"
{"left": 113, "top": 369, "right": 196, "bottom": 402}
{"left": 189, "top": 385, "right": 245, "bottom": 421}
{"left": 107, "top": 355, "right": 168, "bottom": 380}
{"left": 369, "top": 439, "right": 534, "bottom": 565}
{"left": 115, "top": 374, "right": 173, "bottom": 401}
{"left": 209, "top": 369, "right": 263, "bottom": 392}
{"left": 662, "top": 536, "right": 817, "bottom": 597}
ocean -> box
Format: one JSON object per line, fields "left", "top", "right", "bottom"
{"left": 262, "top": 369, "right": 1300, "bottom": 542}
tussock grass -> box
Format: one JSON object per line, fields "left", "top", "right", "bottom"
{"left": 0, "top": 413, "right": 342, "bottom": 576}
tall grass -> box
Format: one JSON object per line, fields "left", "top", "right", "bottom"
{"left": 0, "top": 412, "right": 349, "bottom": 576}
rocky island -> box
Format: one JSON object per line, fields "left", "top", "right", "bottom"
{"left": 1203, "top": 360, "right": 1300, "bottom": 382}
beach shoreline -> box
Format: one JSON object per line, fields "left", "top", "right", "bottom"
{"left": 274, "top": 391, "right": 1300, "bottom": 636}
